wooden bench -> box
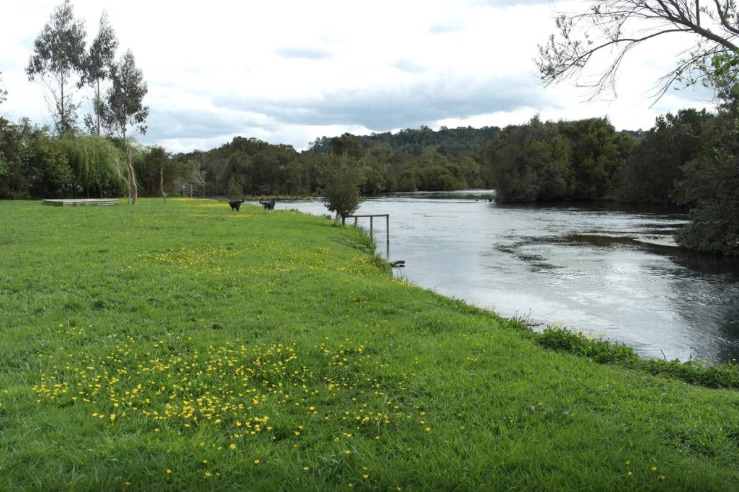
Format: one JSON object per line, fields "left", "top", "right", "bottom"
{"left": 42, "top": 199, "right": 120, "bottom": 207}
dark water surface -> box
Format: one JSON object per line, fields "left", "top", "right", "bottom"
{"left": 281, "top": 192, "right": 739, "bottom": 364}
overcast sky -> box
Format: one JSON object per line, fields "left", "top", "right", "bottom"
{"left": 0, "top": 0, "right": 716, "bottom": 153}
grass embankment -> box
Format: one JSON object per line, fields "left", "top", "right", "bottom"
{"left": 0, "top": 198, "right": 737, "bottom": 491}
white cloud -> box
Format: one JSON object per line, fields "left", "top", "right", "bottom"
{"left": 0, "top": 0, "right": 717, "bottom": 152}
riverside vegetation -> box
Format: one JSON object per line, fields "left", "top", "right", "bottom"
{"left": 0, "top": 199, "right": 737, "bottom": 491}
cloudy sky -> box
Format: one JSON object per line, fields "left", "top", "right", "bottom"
{"left": 0, "top": 0, "right": 715, "bottom": 153}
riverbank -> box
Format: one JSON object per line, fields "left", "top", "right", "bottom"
{"left": 283, "top": 195, "right": 739, "bottom": 364}
{"left": 0, "top": 198, "right": 737, "bottom": 490}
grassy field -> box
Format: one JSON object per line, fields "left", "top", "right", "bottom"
{"left": 0, "top": 198, "right": 737, "bottom": 491}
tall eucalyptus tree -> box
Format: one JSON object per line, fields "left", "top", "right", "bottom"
{"left": 104, "top": 50, "right": 149, "bottom": 204}
{"left": 81, "top": 11, "right": 118, "bottom": 136}
{"left": 26, "top": 0, "right": 87, "bottom": 135}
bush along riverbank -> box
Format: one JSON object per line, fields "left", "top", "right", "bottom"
{"left": 0, "top": 198, "right": 737, "bottom": 490}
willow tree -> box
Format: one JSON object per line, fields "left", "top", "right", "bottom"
{"left": 536, "top": 1, "right": 739, "bottom": 100}
{"left": 104, "top": 50, "right": 149, "bottom": 204}
{"left": 26, "top": 0, "right": 87, "bottom": 135}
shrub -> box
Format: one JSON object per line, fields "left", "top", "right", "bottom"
{"left": 533, "top": 325, "right": 739, "bottom": 389}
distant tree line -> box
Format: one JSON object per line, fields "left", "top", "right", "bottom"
{"left": 2, "top": 1, "right": 738, "bottom": 255}
{"left": 1, "top": 110, "right": 738, "bottom": 254}
{"left": 308, "top": 125, "right": 501, "bottom": 157}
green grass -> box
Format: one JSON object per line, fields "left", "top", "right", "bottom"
{"left": 0, "top": 198, "right": 737, "bottom": 491}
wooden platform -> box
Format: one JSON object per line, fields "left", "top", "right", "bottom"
{"left": 43, "top": 199, "right": 120, "bottom": 207}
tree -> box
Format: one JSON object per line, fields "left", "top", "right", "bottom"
{"left": 60, "top": 135, "right": 126, "bottom": 198}
{"left": 26, "top": 0, "right": 87, "bottom": 135}
{"left": 481, "top": 116, "right": 574, "bottom": 203}
{"left": 104, "top": 50, "right": 149, "bottom": 204}
{"left": 558, "top": 118, "right": 623, "bottom": 200}
{"left": 319, "top": 153, "right": 364, "bottom": 222}
{"left": 330, "top": 133, "right": 365, "bottom": 160}
{"left": 536, "top": 1, "right": 739, "bottom": 100}
{"left": 0, "top": 71, "right": 7, "bottom": 106}
{"left": 673, "top": 63, "right": 739, "bottom": 255}
{"left": 618, "top": 109, "right": 712, "bottom": 203}
{"left": 80, "top": 11, "right": 118, "bottom": 136}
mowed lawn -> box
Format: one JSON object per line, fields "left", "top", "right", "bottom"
{"left": 0, "top": 198, "right": 737, "bottom": 491}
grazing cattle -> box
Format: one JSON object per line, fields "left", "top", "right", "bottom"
{"left": 260, "top": 199, "right": 276, "bottom": 211}
{"left": 229, "top": 200, "right": 245, "bottom": 211}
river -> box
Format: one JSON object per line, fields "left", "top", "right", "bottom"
{"left": 278, "top": 191, "right": 739, "bottom": 364}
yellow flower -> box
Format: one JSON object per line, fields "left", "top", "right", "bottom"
{"left": 166, "top": 469, "right": 172, "bottom": 474}
{"left": 254, "top": 459, "right": 261, "bottom": 465}
{"left": 229, "top": 443, "right": 237, "bottom": 450}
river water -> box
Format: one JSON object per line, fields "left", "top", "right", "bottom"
{"left": 280, "top": 191, "right": 739, "bottom": 364}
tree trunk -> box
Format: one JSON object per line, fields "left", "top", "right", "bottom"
{"left": 160, "top": 167, "right": 167, "bottom": 203}
{"left": 127, "top": 147, "right": 138, "bottom": 205}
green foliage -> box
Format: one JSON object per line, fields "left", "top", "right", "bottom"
{"left": 641, "top": 358, "right": 739, "bottom": 390}
{"left": 533, "top": 325, "right": 739, "bottom": 389}
{"left": 105, "top": 50, "right": 149, "bottom": 141}
{"left": 558, "top": 118, "right": 622, "bottom": 199}
{"left": 60, "top": 135, "right": 126, "bottom": 197}
{"left": 672, "top": 75, "right": 739, "bottom": 255}
{"left": 318, "top": 153, "right": 363, "bottom": 220}
{"left": 26, "top": 0, "right": 87, "bottom": 135}
{"left": 619, "top": 109, "right": 713, "bottom": 204}
{"left": 80, "top": 12, "right": 119, "bottom": 136}
{"left": 535, "top": 325, "right": 640, "bottom": 364}
{"left": 481, "top": 116, "right": 577, "bottom": 202}
{"left": 135, "top": 145, "right": 190, "bottom": 198}
{"left": 675, "top": 153, "right": 739, "bottom": 255}
{"left": 309, "top": 125, "right": 501, "bottom": 158}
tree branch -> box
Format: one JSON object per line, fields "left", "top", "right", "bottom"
{"left": 537, "top": 0, "right": 739, "bottom": 100}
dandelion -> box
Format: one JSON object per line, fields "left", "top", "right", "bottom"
{"left": 166, "top": 469, "right": 172, "bottom": 474}
{"left": 254, "top": 459, "right": 261, "bottom": 465}
{"left": 229, "top": 443, "right": 237, "bottom": 450}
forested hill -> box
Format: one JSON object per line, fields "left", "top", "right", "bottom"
{"left": 307, "top": 125, "right": 501, "bottom": 157}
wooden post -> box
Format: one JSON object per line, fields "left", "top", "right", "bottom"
{"left": 343, "top": 214, "right": 390, "bottom": 258}
{"left": 385, "top": 214, "right": 390, "bottom": 253}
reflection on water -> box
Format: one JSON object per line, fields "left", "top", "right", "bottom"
{"left": 281, "top": 192, "right": 739, "bottom": 364}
